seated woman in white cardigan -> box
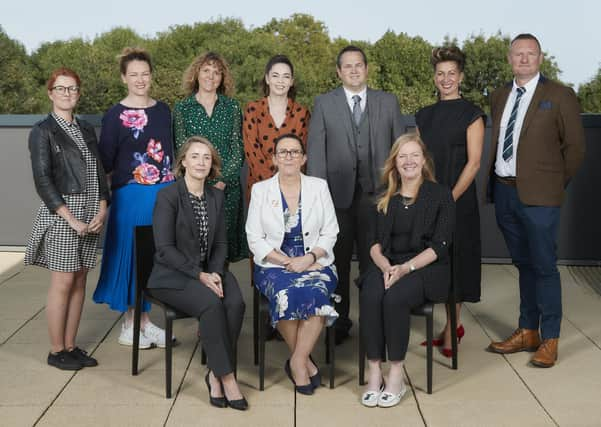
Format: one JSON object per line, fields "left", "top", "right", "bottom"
{"left": 246, "top": 133, "right": 339, "bottom": 395}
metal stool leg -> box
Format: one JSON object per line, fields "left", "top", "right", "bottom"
{"left": 426, "top": 310, "right": 433, "bottom": 394}
{"left": 165, "top": 317, "right": 173, "bottom": 398}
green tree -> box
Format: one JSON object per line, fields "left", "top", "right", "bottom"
{"left": 0, "top": 27, "right": 38, "bottom": 113}
{"left": 578, "top": 67, "right": 601, "bottom": 113}
{"left": 30, "top": 28, "right": 143, "bottom": 113}
{"left": 370, "top": 31, "right": 435, "bottom": 114}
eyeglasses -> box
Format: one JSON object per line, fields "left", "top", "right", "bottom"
{"left": 275, "top": 149, "right": 303, "bottom": 159}
{"left": 51, "top": 85, "right": 80, "bottom": 95}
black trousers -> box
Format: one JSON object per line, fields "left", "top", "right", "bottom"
{"left": 334, "top": 187, "right": 373, "bottom": 331}
{"left": 359, "top": 268, "right": 426, "bottom": 361}
{"left": 147, "top": 271, "right": 245, "bottom": 377}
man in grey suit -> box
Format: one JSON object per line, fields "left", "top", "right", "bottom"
{"left": 307, "top": 45, "right": 405, "bottom": 344}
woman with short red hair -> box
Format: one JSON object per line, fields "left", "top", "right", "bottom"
{"left": 25, "top": 67, "right": 110, "bottom": 370}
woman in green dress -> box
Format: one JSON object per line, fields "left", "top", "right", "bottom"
{"left": 174, "top": 52, "right": 247, "bottom": 261}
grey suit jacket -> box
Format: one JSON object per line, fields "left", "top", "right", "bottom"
{"left": 147, "top": 179, "right": 227, "bottom": 290}
{"left": 306, "top": 87, "right": 405, "bottom": 209}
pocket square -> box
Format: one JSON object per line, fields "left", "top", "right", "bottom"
{"left": 538, "top": 100, "right": 552, "bottom": 110}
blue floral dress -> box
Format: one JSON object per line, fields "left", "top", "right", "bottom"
{"left": 254, "top": 193, "right": 339, "bottom": 327}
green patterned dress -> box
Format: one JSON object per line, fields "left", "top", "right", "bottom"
{"left": 173, "top": 94, "right": 248, "bottom": 261}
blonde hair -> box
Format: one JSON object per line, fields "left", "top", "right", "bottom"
{"left": 376, "top": 133, "right": 436, "bottom": 214}
{"left": 174, "top": 136, "right": 222, "bottom": 180}
{"left": 181, "top": 52, "right": 234, "bottom": 97}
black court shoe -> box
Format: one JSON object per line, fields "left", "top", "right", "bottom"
{"left": 285, "top": 359, "right": 314, "bottom": 395}
{"left": 308, "top": 355, "right": 321, "bottom": 389}
{"left": 205, "top": 372, "right": 227, "bottom": 408}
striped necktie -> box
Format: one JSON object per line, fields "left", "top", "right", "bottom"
{"left": 502, "top": 86, "right": 526, "bottom": 161}
{"left": 352, "top": 95, "right": 362, "bottom": 126}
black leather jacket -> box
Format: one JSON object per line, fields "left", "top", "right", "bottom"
{"left": 29, "top": 114, "right": 110, "bottom": 213}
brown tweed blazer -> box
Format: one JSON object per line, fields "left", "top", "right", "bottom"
{"left": 486, "top": 75, "right": 585, "bottom": 206}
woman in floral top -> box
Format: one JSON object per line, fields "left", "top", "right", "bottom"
{"left": 94, "top": 48, "right": 175, "bottom": 348}
{"left": 173, "top": 52, "right": 247, "bottom": 262}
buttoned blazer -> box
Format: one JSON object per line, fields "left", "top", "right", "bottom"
{"left": 148, "top": 179, "right": 227, "bottom": 290}
{"left": 246, "top": 173, "right": 339, "bottom": 268}
{"left": 486, "top": 75, "right": 585, "bottom": 206}
{"left": 306, "top": 87, "right": 405, "bottom": 209}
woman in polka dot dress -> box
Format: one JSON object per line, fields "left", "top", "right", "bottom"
{"left": 243, "top": 55, "right": 311, "bottom": 201}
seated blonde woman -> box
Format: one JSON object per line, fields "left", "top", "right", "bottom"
{"left": 359, "top": 133, "right": 455, "bottom": 408}
{"left": 246, "top": 133, "right": 339, "bottom": 395}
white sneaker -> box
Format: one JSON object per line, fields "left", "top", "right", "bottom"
{"left": 143, "top": 322, "right": 175, "bottom": 348}
{"left": 118, "top": 322, "right": 154, "bottom": 349}
{"left": 377, "top": 382, "right": 407, "bottom": 408}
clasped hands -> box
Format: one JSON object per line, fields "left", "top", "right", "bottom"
{"left": 282, "top": 254, "right": 322, "bottom": 273}
{"left": 200, "top": 272, "right": 224, "bottom": 298}
{"left": 68, "top": 209, "right": 106, "bottom": 237}
{"left": 381, "top": 263, "right": 410, "bottom": 289}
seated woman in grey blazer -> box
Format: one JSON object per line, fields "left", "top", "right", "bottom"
{"left": 359, "top": 133, "right": 454, "bottom": 408}
{"left": 246, "top": 134, "right": 339, "bottom": 395}
{"left": 147, "top": 136, "right": 247, "bottom": 410}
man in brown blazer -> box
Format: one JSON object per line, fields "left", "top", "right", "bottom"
{"left": 486, "top": 34, "right": 585, "bottom": 367}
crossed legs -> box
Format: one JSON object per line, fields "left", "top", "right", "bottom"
{"left": 277, "top": 316, "right": 325, "bottom": 386}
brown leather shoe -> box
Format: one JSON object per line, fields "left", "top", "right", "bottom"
{"left": 531, "top": 338, "right": 558, "bottom": 368}
{"left": 487, "top": 328, "right": 541, "bottom": 354}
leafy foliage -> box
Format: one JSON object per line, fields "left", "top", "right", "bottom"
{"left": 0, "top": 18, "right": 594, "bottom": 115}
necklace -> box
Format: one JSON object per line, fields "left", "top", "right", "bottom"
{"left": 400, "top": 195, "right": 414, "bottom": 209}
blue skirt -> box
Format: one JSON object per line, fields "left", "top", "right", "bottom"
{"left": 93, "top": 182, "right": 173, "bottom": 312}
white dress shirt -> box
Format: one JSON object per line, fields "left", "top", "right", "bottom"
{"left": 495, "top": 73, "right": 540, "bottom": 177}
{"left": 343, "top": 86, "right": 367, "bottom": 114}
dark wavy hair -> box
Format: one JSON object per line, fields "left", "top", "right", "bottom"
{"left": 430, "top": 45, "right": 466, "bottom": 72}
{"left": 261, "top": 54, "right": 296, "bottom": 100}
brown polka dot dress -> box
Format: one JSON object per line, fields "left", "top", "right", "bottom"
{"left": 242, "top": 97, "right": 310, "bottom": 202}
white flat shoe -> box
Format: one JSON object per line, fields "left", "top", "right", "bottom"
{"left": 377, "top": 382, "right": 407, "bottom": 408}
{"left": 361, "top": 382, "right": 385, "bottom": 407}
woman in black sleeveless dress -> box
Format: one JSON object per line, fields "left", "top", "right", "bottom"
{"left": 415, "top": 46, "right": 486, "bottom": 357}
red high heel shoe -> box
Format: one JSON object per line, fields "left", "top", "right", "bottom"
{"left": 420, "top": 325, "right": 465, "bottom": 347}
{"left": 441, "top": 325, "right": 465, "bottom": 358}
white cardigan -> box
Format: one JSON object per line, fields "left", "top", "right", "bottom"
{"left": 246, "top": 173, "right": 339, "bottom": 268}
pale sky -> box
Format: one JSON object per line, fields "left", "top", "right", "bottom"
{"left": 3, "top": 0, "right": 599, "bottom": 88}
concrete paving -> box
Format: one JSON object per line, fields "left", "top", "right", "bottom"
{"left": 0, "top": 253, "right": 600, "bottom": 427}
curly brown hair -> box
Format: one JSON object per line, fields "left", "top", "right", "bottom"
{"left": 182, "top": 52, "right": 234, "bottom": 97}
{"left": 430, "top": 45, "right": 466, "bottom": 72}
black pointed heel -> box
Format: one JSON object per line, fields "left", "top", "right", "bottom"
{"left": 205, "top": 372, "right": 227, "bottom": 408}
{"left": 285, "top": 359, "right": 314, "bottom": 395}
{"left": 225, "top": 395, "right": 248, "bottom": 411}
{"left": 308, "top": 355, "right": 321, "bottom": 389}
